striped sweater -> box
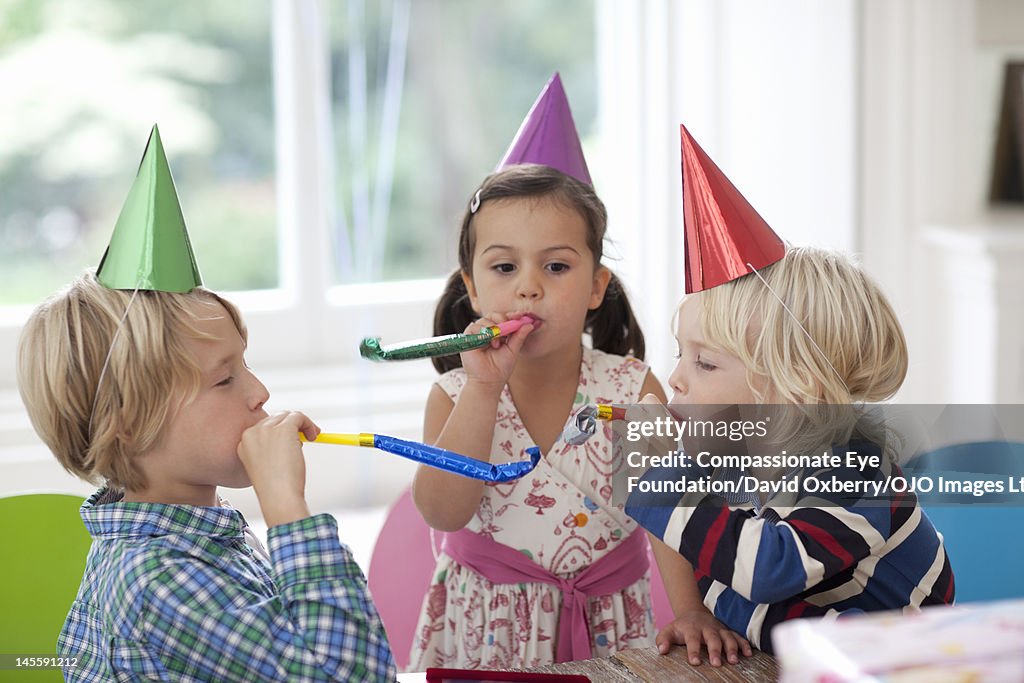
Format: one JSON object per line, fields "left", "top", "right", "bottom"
{"left": 625, "top": 440, "right": 955, "bottom": 653}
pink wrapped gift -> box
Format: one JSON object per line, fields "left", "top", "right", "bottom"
{"left": 772, "top": 599, "right": 1024, "bottom": 682}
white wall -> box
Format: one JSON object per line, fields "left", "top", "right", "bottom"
{"left": 597, "top": 0, "right": 1024, "bottom": 405}
{"left": 862, "top": 0, "right": 1024, "bottom": 403}
{"left": 596, "top": 0, "right": 857, "bottom": 389}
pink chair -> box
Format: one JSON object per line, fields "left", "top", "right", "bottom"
{"left": 368, "top": 487, "right": 676, "bottom": 669}
{"left": 646, "top": 543, "right": 676, "bottom": 632}
{"left": 367, "top": 487, "right": 439, "bottom": 671}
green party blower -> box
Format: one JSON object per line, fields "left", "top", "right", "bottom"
{"left": 360, "top": 315, "right": 536, "bottom": 361}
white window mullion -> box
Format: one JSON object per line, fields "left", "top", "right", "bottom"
{"left": 249, "top": 0, "right": 335, "bottom": 367}
{"left": 596, "top": 0, "right": 691, "bottom": 384}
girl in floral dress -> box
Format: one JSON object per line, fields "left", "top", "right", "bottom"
{"left": 409, "top": 156, "right": 665, "bottom": 669}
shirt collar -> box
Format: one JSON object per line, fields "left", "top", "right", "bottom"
{"left": 81, "top": 487, "right": 247, "bottom": 540}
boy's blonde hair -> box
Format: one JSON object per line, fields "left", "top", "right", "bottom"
{"left": 16, "top": 271, "right": 246, "bottom": 490}
{"left": 698, "top": 246, "right": 907, "bottom": 405}
{"left": 693, "top": 247, "right": 907, "bottom": 458}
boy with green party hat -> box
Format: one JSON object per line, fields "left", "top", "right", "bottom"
{"left": 16, "top": 126, "right": 396, "bottom": 682}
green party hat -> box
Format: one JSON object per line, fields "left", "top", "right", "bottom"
{"left": 96, "top": 124, "right": 203, "bottom": 292}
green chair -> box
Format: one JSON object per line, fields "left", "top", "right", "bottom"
{"left": 0, "top": 493, "right": 91, "bottom": 682}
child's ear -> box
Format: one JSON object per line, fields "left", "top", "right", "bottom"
{"left": 461, "top": 270, "right": 481, "bottom": 315}
{"left": 588, "top": 266, "right": 612, "bottom": 310}
{"left": 116, "top": 430, "right": 135, "bottom": 450}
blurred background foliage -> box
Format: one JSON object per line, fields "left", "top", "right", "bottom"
{"left": 0, "top": 0, "right": 594, "bottom": 303}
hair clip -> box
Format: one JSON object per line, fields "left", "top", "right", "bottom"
{"left": 469, "top": 189, "right": 482, "bottom": 214}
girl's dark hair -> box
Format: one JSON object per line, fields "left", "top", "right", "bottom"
{"left": 432, "top": 164, "right": 646, "bottom": 373}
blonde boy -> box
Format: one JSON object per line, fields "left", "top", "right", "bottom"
{"left": 16, "top": 127, "right": 395, "bottom": 682}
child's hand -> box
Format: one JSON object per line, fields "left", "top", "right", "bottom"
{"left": 238, "top": 411, "right": 320, "bottom": 527}
{"left": 459, "top": 313, "right": 534, "bottom": 390}
{"left": 657, "top": 608, "right": 753, "bottom": 666}
{"left": 626, "top": 395, "right": 680, "bottom": 461}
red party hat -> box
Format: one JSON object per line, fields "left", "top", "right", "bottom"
{"left": 497, "top": 73, "right": 592, "bottom": 185}
{"left": 680, "top": 124, "right": 785, "bottom": 293}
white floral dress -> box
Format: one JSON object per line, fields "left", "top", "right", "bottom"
{"left": 409, "top": 347, "right": 656, "bottom": 670}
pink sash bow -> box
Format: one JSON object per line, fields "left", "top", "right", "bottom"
{"left": 442, "top": 526, "right": 649, "bottom": 663}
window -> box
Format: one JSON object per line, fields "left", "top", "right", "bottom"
{"left": 0, "top": 0, "right": 278, "bottom": 304}
{"left": 325, "top": 0, "right": 597, "bottom": 284}
{"left": 0, "top": 0, "right": 597, "bottom": 375}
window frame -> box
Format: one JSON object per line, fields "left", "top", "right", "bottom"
{"left": 0, "top": 0, "right": 444, "bottom": 383}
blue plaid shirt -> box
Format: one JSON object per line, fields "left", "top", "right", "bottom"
{"left": 58, "top": 489, "right": 396, "bottom": 681}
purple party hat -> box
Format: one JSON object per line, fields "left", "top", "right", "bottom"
{"left": 497, "top": 73, "right": 592, "bottom": 185}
